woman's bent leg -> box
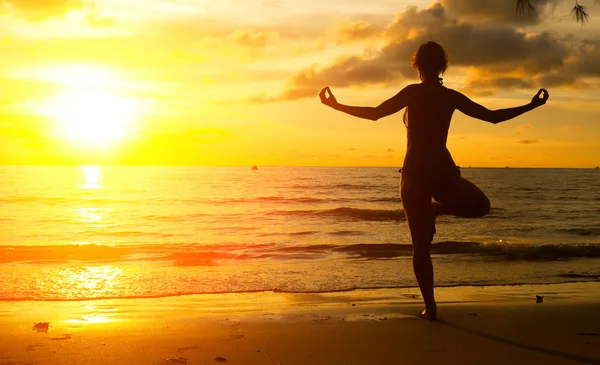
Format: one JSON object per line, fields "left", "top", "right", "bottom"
{"left": 401, "top": 178, "right": 437, "bottom": 319}
{"left": 434, "top": 177, "right": 491, "bottom": 218}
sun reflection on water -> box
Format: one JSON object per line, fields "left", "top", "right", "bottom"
{"left": 55, "top": 265, "right": 123, "bottom": 299}
{"left": 80, "top": 165, "right": 103, "bottom": 190}
{"left": 76, "top": 207, "right": 103, "bottom": 223}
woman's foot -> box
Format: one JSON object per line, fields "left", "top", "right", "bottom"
{"left": 418, "top": 303, "right": 437, "bottom": 320}
{"left": 418, "top": 309, "right": 437, "bottom": 321}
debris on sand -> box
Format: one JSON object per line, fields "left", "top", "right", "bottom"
{"left": 32, "top": 322, "right": 50, "bottom": 333}
{"left": 166, "top": 357, "right": 189, "bottom": 364}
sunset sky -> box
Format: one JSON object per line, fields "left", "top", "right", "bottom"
{"left": 1, "top": 0, "right": 599, "bottom": 167}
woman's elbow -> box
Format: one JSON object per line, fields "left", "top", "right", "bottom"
{"left": 488, "top": 111, "right": 502, "bottom": 124}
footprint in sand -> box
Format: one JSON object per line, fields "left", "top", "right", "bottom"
{"left": 51, "top": 334, "right": 72, "bottom": 341}
{"left": 25, "top": 343, "right": 43, "bottom": 352}
{"left": 176, "top": 346, "right": 200, "bottom": 354}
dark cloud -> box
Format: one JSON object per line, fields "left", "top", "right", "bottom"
{"left": 248, "top": 2, "right": 577, "bottom": 103}
{"left": 517, "top": 139, "right": 539, "bottom": 144}
{"left": 571, "top": 39, "right": 600, "bottom": 77}
{"left": 465, "top": 77, "right": 532, "bottom": 91}
{"left": 2, "top": 0, "right": 85, "bottom": 20}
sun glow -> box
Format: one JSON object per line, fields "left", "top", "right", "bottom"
{"left": 50, "top": 89, "right": 137, "bottom": 145}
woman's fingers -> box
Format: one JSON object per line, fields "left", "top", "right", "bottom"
{"left": 319, "top": 87, "right": 328, "bottom": 103}
{"left": 319, "top": 86, "right": 335, "bottom": 104}
{"left": 533, "top": 88, "right": 549, "bottom": 106}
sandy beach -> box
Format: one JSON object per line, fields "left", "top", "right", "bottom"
{"left": 1, "top": 282, "right": 599, "bottom": 365}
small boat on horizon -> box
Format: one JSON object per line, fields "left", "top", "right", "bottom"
{"left": 251, "top": 165, "right": 259, "bottom": 170}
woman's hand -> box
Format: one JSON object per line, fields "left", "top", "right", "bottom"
{"left": 530, "top": 88, "right": 549, "bottom": 108}
{"left": 319, "top": 86, "right": 338, "bottom": 108}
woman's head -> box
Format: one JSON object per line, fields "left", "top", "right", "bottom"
{"left": 412, "top": 42, "right": 448, "bottom": 81}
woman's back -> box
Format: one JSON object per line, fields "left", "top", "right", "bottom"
{"left": 403, "top": 82, "right": 457, "bottom": 175}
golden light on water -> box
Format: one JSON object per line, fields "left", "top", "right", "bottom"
{"left": 56, "top": 265, "right": 123, "bottom": 299}
{"left": 80, "top": 165, "right": 103, "bottom": 190}
{"left": 76, "top": 208, "right": 103, "bottom": 223}
{"left": 65, "top": 313, "right": 117, "bottom": 324}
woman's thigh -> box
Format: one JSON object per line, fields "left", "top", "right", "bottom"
{"left": 435, "top": 177, "right": 490, "bottom": 218}
{"left": 401, "top": 178, "right": 434, "bottom": 245}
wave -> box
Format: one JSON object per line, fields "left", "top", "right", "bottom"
{"left": 208, "top": 196, "right": 328, "bottom": 204}
{"left": 558, "top": 273, "right": 600, "bottom": 279}
{"left": 3, "top": 241, "right": 600, "bottom": 265}
{"left": 556, "top": 228, "right": 600, "bottom": 236}
{"left": 264, "top": 207, "right": 405, "bottom": 221}
{"left": 0, "top": 196, "right": 68, "bottom": 204}
{"left": 1, "top": 280, "right": 599, "bottom": 302}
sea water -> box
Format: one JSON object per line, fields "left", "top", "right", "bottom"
{"left": 1, "top": 166, "right": 599, "bottom": 301}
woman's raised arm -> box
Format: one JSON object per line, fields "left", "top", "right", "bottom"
{"left": 319, "top": 86, "right": 412, "bottom": 121}
{"left": 453, "top": 88, "right": 549, "bottom": 124}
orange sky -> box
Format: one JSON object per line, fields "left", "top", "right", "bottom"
{"left": 1, "top": 0, "right": 599, "bottom": 167}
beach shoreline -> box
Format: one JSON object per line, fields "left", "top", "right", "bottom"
{"left": 2, "top": 282, "right": 599, "bottom": 364}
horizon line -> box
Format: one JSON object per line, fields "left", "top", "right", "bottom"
{"left": 1, "top": 164, "right": 599, "bottom": 169}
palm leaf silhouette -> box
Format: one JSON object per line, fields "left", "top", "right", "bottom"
{"left": 516, "top": 0, "right": 594, "bottom": 24}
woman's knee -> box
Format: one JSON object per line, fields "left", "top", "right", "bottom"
{"left": 473, "top": 195, "right": 491, "bottom": 217}
{"left": 412, "top": 242, "right": 431, "bottom": 257}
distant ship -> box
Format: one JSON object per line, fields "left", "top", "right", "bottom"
{"left": 251, "top": 165, "right": 259, "bottom": 170}
{"left": 595, "top": 166, "right": 599, "bottom": 169}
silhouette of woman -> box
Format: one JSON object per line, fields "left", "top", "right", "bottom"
{"left": 319, "top": 41, "right": 549, "bottom": 320}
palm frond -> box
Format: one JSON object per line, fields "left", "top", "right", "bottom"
{"left": 516, "top": 0, "right": 536, "bottom": 19}
{"left": 571, "top": 2, "right": 589, "bottom": 24}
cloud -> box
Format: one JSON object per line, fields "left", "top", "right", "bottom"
{"left": 228, "top": 29, "right": 280, "bottom": 49}
{"left": 247, "top": 2, "right": 575, "bottom": 103}
{"left": 562, "top": 125, "right": 583, "bottom": 132}
{"left": 517, "top": 139, "right": 539, "bottom": 144}
{"left": 2, "top": 0, "right": 85, "bottom": 20}
{"left": 262, "top": 0, "right": 283, "bottom": 8}
{"left": 334, "top": 20, "right": 383, "bottom": 43}
{"left": 516, "top": 124, "right": 535, "bottom": 135}
{"left": 82, "top": 11, "right": 117, "bottom": 28}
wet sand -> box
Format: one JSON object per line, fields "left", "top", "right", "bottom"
{"left": 1, "top": 283, "right": 599, "bottom": 365}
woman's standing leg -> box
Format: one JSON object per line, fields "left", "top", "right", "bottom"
{"left": 401, "top": 178, "right": 437, "bottom": 319}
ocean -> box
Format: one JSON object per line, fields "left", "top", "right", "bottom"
{"left": 1, "top": 166, "right": 599, "bottom": 301}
